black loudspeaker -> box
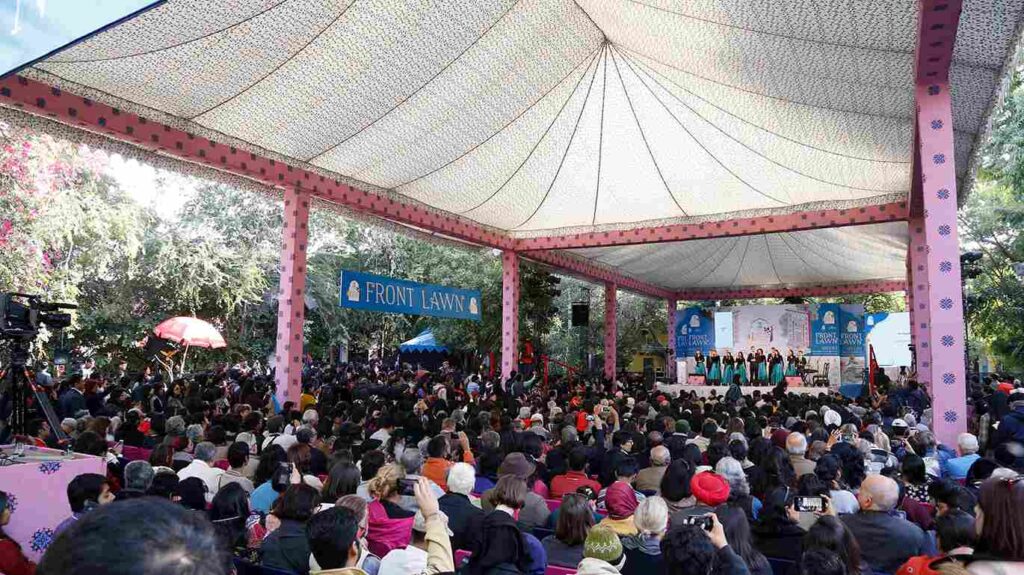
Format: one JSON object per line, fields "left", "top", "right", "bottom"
{"left": 571, "top": 303, "right": 590, "bottom": 327}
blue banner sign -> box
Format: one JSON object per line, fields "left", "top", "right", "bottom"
{"left": 809, "top": 303, "right": 840, "bottom": 356}
{"left": 339, "top": 270, "right": 481, "bottom": 321}
{"left": 839, "top": 304, "right": 865, "bottom": 358}
{"left": 675, "top": 307, "right": 714, "bottom": 358}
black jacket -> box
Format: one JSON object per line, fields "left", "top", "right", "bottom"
{"left": 261, "top": 519, "right": 311, "bottom": 575}
{"left": 439, "top": 492, "right": 484, "bottom": 552}
{"left": 465, "top": 510, "right": 529, "bottom": 575}
{"left": 751, "top": 520, "right": 805, "bottom": 563}
{"left": 841, "top": 511, "right": 930, "bottom": 574}
{"left": 715, "top": 545, "right": 753, "bottom": 575}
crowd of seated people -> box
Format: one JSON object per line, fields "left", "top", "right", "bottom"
{"left": 3, "top": 359, "right": 1023, "bottom": 575}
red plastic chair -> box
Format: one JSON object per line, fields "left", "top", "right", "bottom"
{"left": 545, "top": 499, "right": 561, "bottom": 512}
{"left": 546, "top": 566, "right": 576, "bottom": 575}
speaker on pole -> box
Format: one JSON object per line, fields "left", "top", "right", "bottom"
{"left": 571, "top": 303, "right": 589, "bottom": 327}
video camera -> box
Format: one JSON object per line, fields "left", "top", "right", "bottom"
{"left": 0, "top": 293, "right": 76, "bottom": 339}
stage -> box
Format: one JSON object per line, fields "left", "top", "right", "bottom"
{"left": 656, "top": 383, "right": 833, "bottom": 398}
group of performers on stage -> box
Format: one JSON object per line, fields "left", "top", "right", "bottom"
{"left": 692, "top": 347, "right": 808, "bottom": 386}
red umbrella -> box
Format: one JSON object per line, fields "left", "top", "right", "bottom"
{"left": 153, "top": 317, "right": 226, "bottom": 349}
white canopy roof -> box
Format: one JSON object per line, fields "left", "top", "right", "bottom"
{"left": 19, "top": 0, "right": 1024, "bottom": 293}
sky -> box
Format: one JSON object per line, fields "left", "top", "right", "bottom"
{"left": 107, "top": 153, "right": 197, "bottom": 220}
{"left": 0, "top": 0, "right": 161, "bottom": 75}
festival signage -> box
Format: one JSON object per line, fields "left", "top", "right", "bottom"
{"left": 339, "top": 270, "right": 481, "bottom": 321}
{"left": 809, "top": 303, "right": 840, "bottom": 356}
{"left": 839, "top": 304, "right": 866, "bottom": 358}
{"left": 675, "top": 307, "right": 714, "bottom": 358}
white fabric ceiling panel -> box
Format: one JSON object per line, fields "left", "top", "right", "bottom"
{"left": 309, "top": 0, "right": 604, "bottom": 185}
{"left": 568, "top": 221, "right": 908, "bottom": 291}
{"left": 39, "top": 0, "right": 352, "bottom": 119}
{"left": 15, "top": 0, "right": 1024, "bottom": 291}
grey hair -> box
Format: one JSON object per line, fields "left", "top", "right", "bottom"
{"left": 561, "top": 427, "right": 578, "bottom": 445}
{"left": 302, "top": 409, "right": 319, "bottom": 425}
{"left": 481, "top": 430, "right": 501, "bottom": 450}
{"left": 650, "top": 446, "right": 671, "bottom": 467}
{"left": 185, "top": 424, "right": 204, "bottom": 445}
{"left": 447, "top": 462, "right": 476, "bottom": 496}
{"left": 165, "top": 416, "right": 186, "bottom": 436}
{"left": 194, "top": 441, "right": 218, "bottom": 463}
{"left": 633, "top": 496, "right": 669, "bottom": 536}
{"left": 124, "top": 460, "right": 155, "bottom": 490}
{"left": 715, "top": 457, "right": 749, "bottom": 498}
{"left": 401, "top": 447, "right": 424, "bottom": 474}
{"left": 786, "top": 432, "right": 808, "bottom": 455}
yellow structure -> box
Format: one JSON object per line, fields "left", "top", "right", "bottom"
{"left": 627, "top": 333, "right": 668, "bottom": 375}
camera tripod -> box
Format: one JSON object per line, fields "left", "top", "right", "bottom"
{"left": 0, "top": 337, "right": 34, "bottom": 441}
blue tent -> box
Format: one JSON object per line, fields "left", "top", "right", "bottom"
{"left": 399, "top": 330, "right": 448, "bottom": 353}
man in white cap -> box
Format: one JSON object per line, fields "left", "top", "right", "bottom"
{"left": 528, "top": 413, "right": 549, "bottom": 440}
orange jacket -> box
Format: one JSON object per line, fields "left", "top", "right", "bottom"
{"left": 422, "top": 452, "right": 474, "bottom": 492}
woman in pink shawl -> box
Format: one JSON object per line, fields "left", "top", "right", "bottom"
{"left": 365, "top": 463, "right": 415, "bottom": 557}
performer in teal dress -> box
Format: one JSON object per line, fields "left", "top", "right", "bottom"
{"left": 785, "top": 350, "right": 799, "bottom": 376}
{"left": 707, "top": 350, "right": 721, "bottom": 384}
{"left": 693, "top": 351, "right": 706, "bottom": 376}
{"left": 755, "top": 348, "right": 768, "bottom": 383}
{"left": 735, "top": 351, "right": 748, "bottom": 384}
{"left": 722, "top": 351, "right": 735, "bottom": 386}
{"left": 768, "top": 348, "right": 785, "bottom": 385}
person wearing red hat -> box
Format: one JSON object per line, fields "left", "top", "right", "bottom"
{"left": 669, "top": 472, "right": 730, "bottom": 530}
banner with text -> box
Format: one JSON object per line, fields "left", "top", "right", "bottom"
{"left": 809, "top": 303, "right": 841, "bottom": 356}
{"left": 839, "top": 304, "right": 867, "bottom": 390}
{"left": 675, "top": 307, "right": 714, "bottom": 358}
{"left": 339, "top": 270, "right": 481, "bottom": 321}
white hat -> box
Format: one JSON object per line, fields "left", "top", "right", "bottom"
{"left": 413, "top": 510, "right": 453, "bottom": 535}
{"left": 892, "top": 418, "right": 909, "bottom": 429}
{"left": 530, "top": 413, "right": 544, "bottom": 424}
{"left": 823, "top": 410, "right": 841, "bottom": 427}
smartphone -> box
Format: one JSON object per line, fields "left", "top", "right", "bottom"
{"left": 680, "top": 514, "right": 714, "bottom": 531}
{"left": 398, "top": 478, "right": 418, "bottom": 496}
{"left": 271, "top": 463, "right": 293, "bottom": 492}
{"left": 793, "top": 496, "right": 826, "bottom": 513}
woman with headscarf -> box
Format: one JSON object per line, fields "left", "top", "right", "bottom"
{"left": 598, "top": 482, "right": 639, "bottom": 536}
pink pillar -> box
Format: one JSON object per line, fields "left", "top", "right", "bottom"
{"left": 916, "top": 82, "right": 967, "bottom": 446}
{"left": 908, "top": 217, "right": 932, "bottom": 391}
{"left": 274, "top": 187, "right": 310, "bottom": 408}
{"left": 501, "top": 251, "right": 520, "bottom": 382}
{"left": 604, "top": 282, "right": 617, "bottom": 381}
{"left": 666, "top": 299, "right": 677, "bottom": 379}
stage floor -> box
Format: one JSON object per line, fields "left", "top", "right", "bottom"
{"left": 656, "top": 383, "right": 832, "bottom": 398}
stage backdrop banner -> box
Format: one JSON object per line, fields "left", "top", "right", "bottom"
{"left": 729, "top": 305, "right": 810, "bottom": 353}
{"left": 809, "top": 303, "right": 840, "bottom": 356}
{"left": 675, "top": 307, "right": 714, "bottom": 358}
{"left": 339, "top": 270, "right": 481, "bottom": 321}
{"left": 839, "top": 304, "right": 867, "bottom": 392}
